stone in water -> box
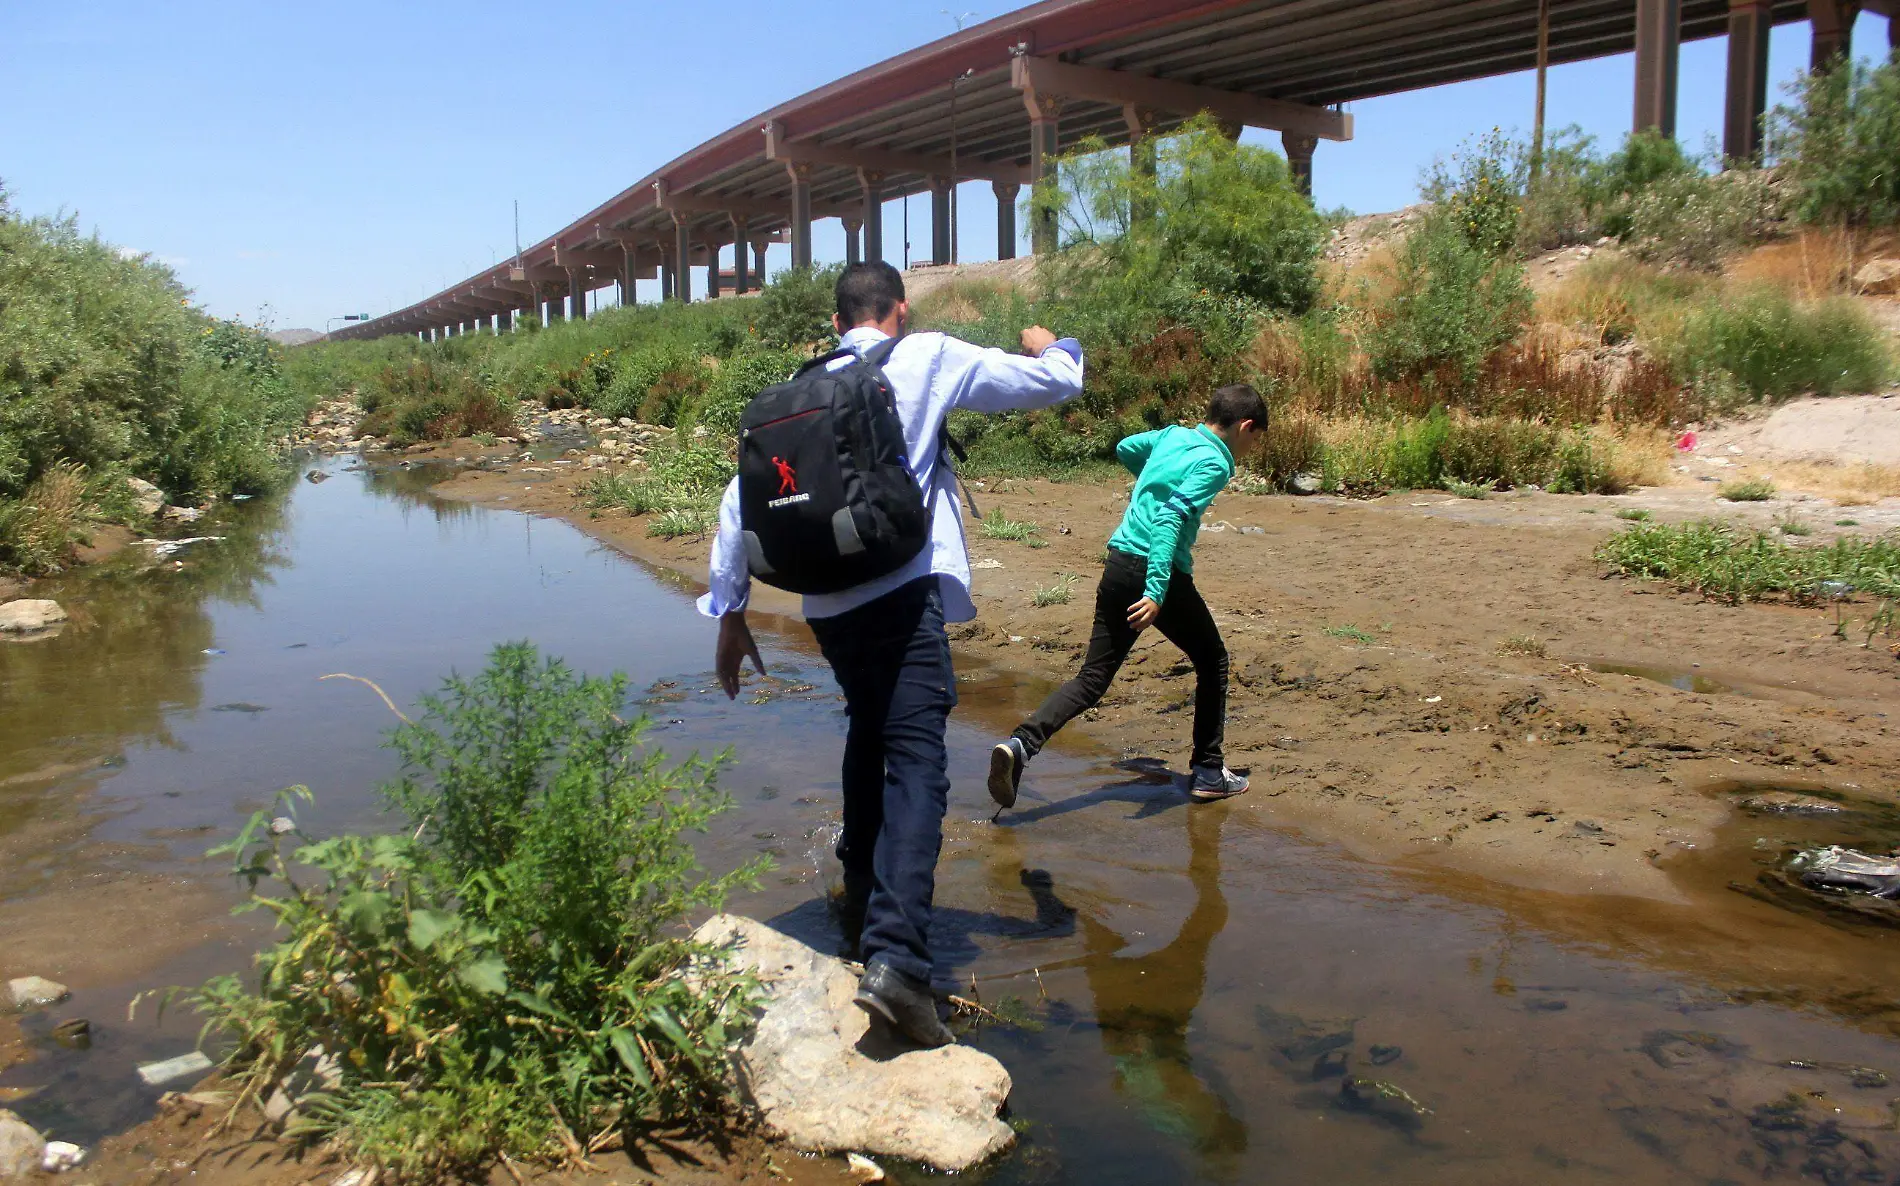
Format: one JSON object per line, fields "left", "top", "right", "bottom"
{"left": 7, "top": 977, "right": 69, "bottom": 1010}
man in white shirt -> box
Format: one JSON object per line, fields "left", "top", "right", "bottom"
{"left": 701, "top": 261, "right": 1083, "bottom": 1046}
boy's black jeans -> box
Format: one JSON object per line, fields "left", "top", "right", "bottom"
{"left": 1013, "top": 548, "right": 1228, "bottom": 769}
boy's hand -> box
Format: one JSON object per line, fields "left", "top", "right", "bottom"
{"left": 1020, "top": 326, "right": 1057, "bottom": 355}
{"left": 715, "top": 611, "right": 766, "bottom": 699}
{"left": 1127, "top": 597, "right": 1160, "bottom": 630}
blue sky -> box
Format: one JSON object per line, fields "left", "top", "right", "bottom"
{"left": 1, "top": 1, "right": 1890, "bottom": 331}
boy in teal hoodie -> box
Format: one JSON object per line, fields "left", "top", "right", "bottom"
{"left": 990, "top": 384, "right": 1267, "bottom": 806}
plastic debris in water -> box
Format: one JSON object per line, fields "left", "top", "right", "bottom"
{"left": 202, "top": 648, "right": 226, "bottom": 656}
{"left": 846, "top": 1152, "right": 885, "bottom": 1181}
{"left": 1789, "top": 846, "right": 1900, "bottom": 898}
{"left": 136, "top": 1050, "right": 215, "bottom": 1086}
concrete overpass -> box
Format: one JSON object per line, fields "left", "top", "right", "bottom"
{"left": 330, "top": 0, "right": 1895, "bottom": 343}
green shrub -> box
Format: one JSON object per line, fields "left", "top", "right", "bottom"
{"left": 594, "top": 345, "right": 708, "bottom": 426}
{"left": 1719, "top": 477, "right": 1777, "bottom": 501}
{"left": 1661, "top": 286, "right": 1891, "bottom": 399}
{"left": 0, "top": 190, "right": 303, "bottom": 562}
{"left": 358, "top": 359, "right": 514, "bottom": 446}
{"left": 1623, "top": 167, "right": 1783, "bottom": 269}
{"left": 1422, "top": 127, "right": 1523, "bottom": 256}
{"left": 584, "top": 434, "right": 733, "bottom": 521}
{"left": 1585, "top": 129, "right": 1700, "bottom": 240}
{"left": 1771, "top": 53, "right": 1900, "bottom": 233}
{"left": 687, "top": 345, "right": 806, "bottom": 437}
{"left": 196, "top": 644, "right": 763, "bottom": 1180}
{"left": 1367, "top": 211, "right": 1533, "bottom": 385}
{"left": 753, "top": 265, "right": 841, "bottom": 351}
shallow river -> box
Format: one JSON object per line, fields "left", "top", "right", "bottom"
{"left": 6, "top": 459, "right": 1900, "bottom": 1184}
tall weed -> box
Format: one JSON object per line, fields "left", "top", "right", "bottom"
{"left": 197, "top": 644, "right": 764, "bottom": 1180}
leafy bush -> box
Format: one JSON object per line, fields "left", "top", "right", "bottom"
{"left": 753, "top": 265, "right": 841, "bottom": 351}
{"left": 1422, "top": 127, "right": 1523, "bottom": 256}
{"left": 1771, "top": 53, "right": 1900, "bottom": 233}
{"left": 593, "top": 345, "right": 709, "bottom": 426}
{"left": 687, "top": 345, "right": 806, "bottom": 437}
{"left": 1659, "top": 286, "right": 1891, "bottom": 399}
{"left": 1624, "top": 168, "right": 1783, "bottom": 270}
{"left": 357, "top": 359, "right": 515, "bottom": 447}
{"left": 197, "top": 644, "right": 764, "bottom": 1180}
{"left": 1037, "top": 114, "right": 1324, "bottom": 340}
{"left": 1366, "top": 211, "right": 1533, "bottom": 386}
{"left": 0, "top": 190, "right": 304, "bottom": 571}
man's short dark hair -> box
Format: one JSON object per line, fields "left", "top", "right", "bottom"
{"left": 1206, "top": 384, "right": 1268, "bottom": 428}
{"left": 836, "top": 261, "right": 907, "bottom": 326}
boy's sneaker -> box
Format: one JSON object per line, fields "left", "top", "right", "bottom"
{"left": 1189, "top": 763, "right": 1250, "bottom": 802}
{"left": 988, "top": 738, "right": 1027, "bottom": 809}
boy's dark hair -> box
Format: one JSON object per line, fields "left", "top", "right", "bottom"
{"left": 836, "top": 261, "right": 907, "bottom": 326}
{"left": 1205, "top": 384, "right": 1269, "bottom": 428}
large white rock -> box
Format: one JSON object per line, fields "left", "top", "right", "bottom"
{"left": 0, "top": 1110, "right": 45, "bottom": 1179}
{"left": 692, "top": 914, "right": 1014, "bottom": 1172}
{"left": 7, "top": 976, "right": 69, "bottom": 1010}
{"left": 1853, "top": 258, "right": 1900, "bottom": 295}
{"left": 0, "top": 601, "right": 66, "bottom": 635}
{"left": 125, "top": 477, "right": 165, "bottom": 517}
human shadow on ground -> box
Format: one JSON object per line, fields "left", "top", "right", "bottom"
{"left": 1003, "top": 756, "right": 1193, "bottom": 824}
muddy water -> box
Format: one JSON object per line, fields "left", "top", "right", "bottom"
{"left": 6, "top": 460, "right": 1900, "bottom": 1182}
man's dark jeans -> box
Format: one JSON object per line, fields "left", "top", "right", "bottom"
{"left": 1013, "top": 548, "right": 1228, "bottom": 768}
{"left": 808, "top": 577, "right": 956, "bottom": 986}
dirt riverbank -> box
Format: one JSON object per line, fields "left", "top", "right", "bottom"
{"left": 430, "top": 454, "right": 1900, "bottom": 904}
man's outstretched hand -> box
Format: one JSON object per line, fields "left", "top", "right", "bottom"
{"left": 1127, "top": 597, "right": 1160, "bottom": 630}
{"left": 1020, "top": 325, "right": 1057, "bottom": 355}
{"left": 716, "top": 611, "right": 766, "bottom": 699}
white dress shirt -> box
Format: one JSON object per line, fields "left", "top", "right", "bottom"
{"left": 696, "top": 325, "right": 1085, "bottom": 623}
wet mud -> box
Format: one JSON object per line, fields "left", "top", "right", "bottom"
{"left": 7, "top": 456, "right": 1900, "bottom": 1183}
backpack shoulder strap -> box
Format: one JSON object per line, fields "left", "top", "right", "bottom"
{"left": 794, "top": 346, "right": 858, "bottom": 378}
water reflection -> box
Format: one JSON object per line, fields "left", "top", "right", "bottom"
{"left": 1079, "top": 805, "right": 1246, "bottom": 1178}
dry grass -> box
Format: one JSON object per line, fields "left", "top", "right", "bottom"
{"left": 1744, "top": 459, "right": 1900, "bottom": 505}
{"left": 0, "top": 462, "right": 92, "bottom": 574}
{"left": 909, "top": 278, "right": 1018, "bottom": 328}
{"left": 1728, "top": 227, "right": 1900, "bottom": 299}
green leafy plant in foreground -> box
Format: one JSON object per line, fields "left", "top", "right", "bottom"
{"left": 196, "top": 644, "right": 765, "bottom": 1181}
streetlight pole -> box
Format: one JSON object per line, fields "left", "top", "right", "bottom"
{"left": 949, "top": 67, "right": 973, "bottom": 265}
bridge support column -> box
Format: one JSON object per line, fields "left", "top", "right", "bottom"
{"left": 1810, "top": 0, "right": 1860, "bottom": 69}
{"left": 1023, "top": 91, "right": 1062, "bottom": 254}
{"left": 844, "top": 218, "right": 862, "bottom": 265}
{"left": 993, "top": 181, "right": 1019, "bottom": 260}
{"left": 752, "top": 238, "right": 771, "bottom": 288}
{"left": 673, "top": 216, "right": 693, "bottom": 302}
{"left": 858, "top": 170, "right": 884, "bottom": 263}
{"left": 706, "top": 230, "right": 725, "bottom": 300}
{"left": 787, "top": 162, "right": 813, "bottom": 270}
{"left": 567, "top": 269, "right": 588, "bottom": 320}
{"left": 1725, "top": 0, "right": 1773, "bottom": 163}
{"left": 730, "top": 216, "right": 750, "bottom": 294}
{"left": 1283, "top": 132, "right": 1317, "bottom": 197}
{"left": 1634, "top": 0, "right": 1681, "bottom": 136}
{"left": 1124, "top": 106, "right": 1159, "bottom": 226}
{"left": 929, "top": 177, "right": 952, "bottom": 267}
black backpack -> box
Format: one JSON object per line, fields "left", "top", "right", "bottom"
{"left": 736, "top": 337, "right": 930, "bottom": 595}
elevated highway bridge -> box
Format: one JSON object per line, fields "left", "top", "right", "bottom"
{"left": 329, "top": 0, "right": 1895, "bottom": 343}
